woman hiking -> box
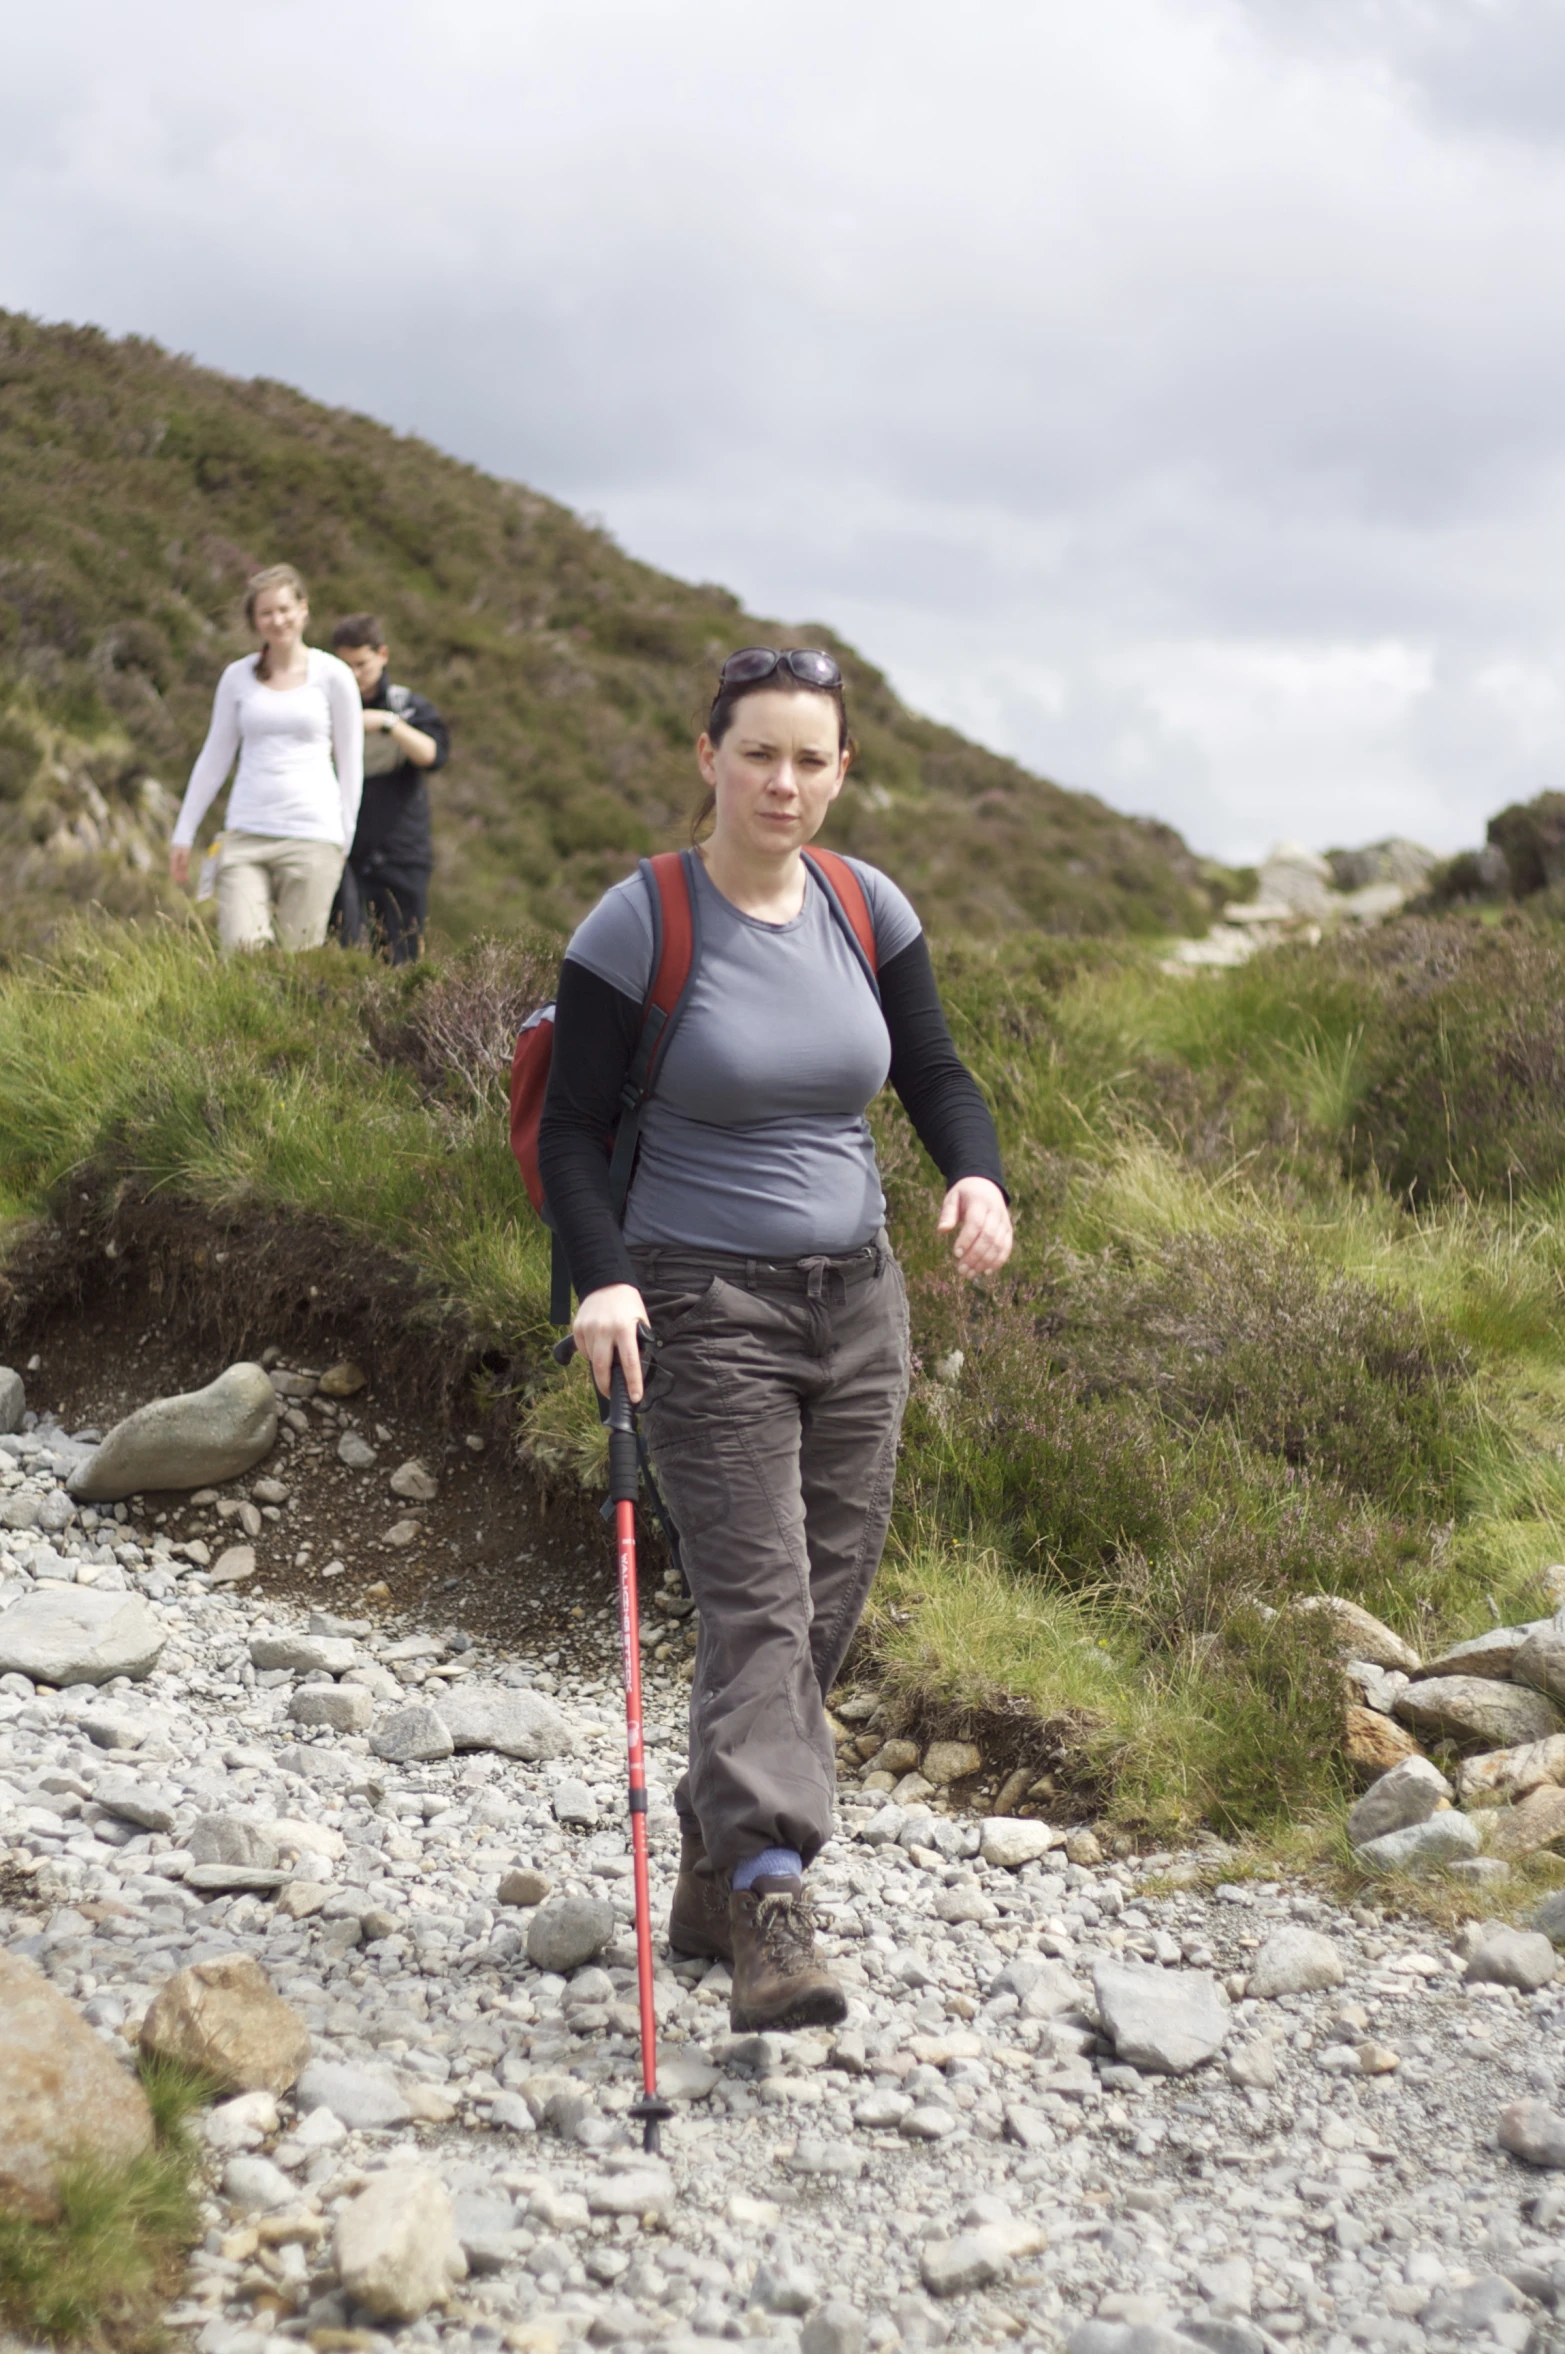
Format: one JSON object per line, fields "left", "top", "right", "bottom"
{"left": 169, "top": 564, "right": 363, "bottom": 951}
{"left": 537, "top": 647, "right": 1011, "bottom": 2033}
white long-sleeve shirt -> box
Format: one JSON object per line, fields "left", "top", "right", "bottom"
{"left": 172, "top": 650, "right": 364, "bottom": 850}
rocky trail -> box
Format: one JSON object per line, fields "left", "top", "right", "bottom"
{"left": 9, "top": 1340, "right": 1565, "bottom": 2354}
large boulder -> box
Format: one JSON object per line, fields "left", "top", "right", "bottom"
{"left": 1353, "top": 1810, "right": 1482, "bottom": 1873}
{"left": 1344, "top": 1704, "right": 1422, "bottom": 1782}
{"left": 0, "top": 1588, "right": 165, "bottom": 1685}
{"left": 69, "top": 1363, "right": 278, "bottom": 1500}
{"left": 1091, "top": 1961, "right": 1230, "bottom": 2074}
{"left": 1512, "top": 1628, "right": 1565, "bottom": 1707}
{"left": 1346, "top": 1756, "right": 1453, "bottom": 1847}
{"left": 1394, "top": 1676, "right": 1565, "bottom": 1749}
{"left": 1292, "top": 1596, "right": 1420, "bottom": 1673}
{"left": 1422, "top": 1624, "right": 1549, "bottom": 1681}
{"left": 432, "top": 1684, "right": 575, "bottom": 1760}
{"left": 0, "top": 1952, "right": 153, "bottom": 2220}
{"left": 334, "top": 2167, "right": 467, "bottom": 2320}
{"left": 1483, "top": 1785, "right": 1565, "bottom": 1862}
{"left": 0, "top": 1367, "right": 23, "bottom": 1435}
{"left": 140, "top": 1955, "right": 310, "bottom": 2094}
{"left": 1458, "top": 1734, "right": 1565, "bottom": 1808}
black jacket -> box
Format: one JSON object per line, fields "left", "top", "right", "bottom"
{"left": 350, "top": 679, "right": 450, "bottom": 873}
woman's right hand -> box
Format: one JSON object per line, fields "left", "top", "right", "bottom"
{"left": 168, "top": 846, "right": 191, "bottom": 887}
{"left": 573, "top": 1283, "right": 651, "bottom": 1404}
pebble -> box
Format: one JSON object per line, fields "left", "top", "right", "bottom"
{"left": 525, "top": 1894, "right": 614, "bottom": 1972}
{"left": 1245, "top": 1926, "right": 1345, "bottom": 1998}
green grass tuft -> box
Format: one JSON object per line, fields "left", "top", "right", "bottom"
{"left": 0, "top": 2055, "right": 207, "bottom": 2350}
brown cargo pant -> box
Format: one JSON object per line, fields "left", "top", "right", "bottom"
{"left": 630, "top": 1234, "right": 910, "bottom": 1879}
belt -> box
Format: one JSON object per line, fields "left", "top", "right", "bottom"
{"left": 630, "top": 1238, "right": 886, "bottom": 1296}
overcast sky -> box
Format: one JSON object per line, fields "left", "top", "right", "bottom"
{"left": 7, "top": 0, "right": 1565, "bottom": 861}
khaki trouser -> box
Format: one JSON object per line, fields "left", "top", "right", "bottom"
{"left": 631, "top": 1235, "right": 911, "bottom": 1878}
{"left": 217, "top": 833, "right": 346, "bottom": 952}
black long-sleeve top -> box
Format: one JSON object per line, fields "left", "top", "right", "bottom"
{"left": 537, "top": 932, "right": 1006, "bottom": 1299}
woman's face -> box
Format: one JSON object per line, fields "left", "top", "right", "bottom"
{"left": 698, "top": 689, "right": 848, "bottom": 859}
{"left": 252, "top": 585, "right": 308, "bottom": 646}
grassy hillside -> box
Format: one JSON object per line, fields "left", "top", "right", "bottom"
{"left": 4, "top": 904, "right": 1564, "bottom": 1840}
{"left": 0, "top": 312, "right": 1224, "bottom": 953}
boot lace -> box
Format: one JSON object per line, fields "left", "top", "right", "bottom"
{"left": 754, "top": 1887, "right": 819, "bottom": 1972}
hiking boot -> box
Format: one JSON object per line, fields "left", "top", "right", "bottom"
{"left": 668, "top": 1823, "right": 733, "bottom": 1961}
{"left": 728, "top": 1874, "right": 847, "bottom": 2032}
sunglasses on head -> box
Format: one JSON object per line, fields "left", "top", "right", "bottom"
{"left": 717, "top": 647, "right": 843, "bottom": 691}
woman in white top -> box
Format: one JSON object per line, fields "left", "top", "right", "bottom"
{"left": 169, "top": 564, "right": 364, "bottom": 952}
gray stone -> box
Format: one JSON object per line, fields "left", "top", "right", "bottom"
{"left": 0, "top": 1490, "right": 41, "bottom": 1530}
{"left": 1499, "top": 2098, "right": 1565, "bottom": 2167}
{"left": 1225, "top": 2038, "right": 1278, "bottom": 2090}
{"left": 389, "top": 1457, "right": 439, "bottom": 1501}
{"left": 370, "top": 1703, "right": 455, "bottom": 1763}
{"left": 336, "top": 1430, "right": 378, "bottom": 1469}
{"left": 551, "top": 1777, "right": 598, "bottom": 1825}
{"left": 1003, "top": 2102, "right": 1056, "bottom": 2150}
{"left": 526, "top": 1895, "right": 615, "bottom": 1973}
{"left": 208, "top": 1545, "right": 257, "bottom": 1586}
{"left": 919, "top": 2233, "right": 1010, "bottom": 2298}
{"left": 1345, "top": 1755, "right": 1453, "bottom": 1846}
{"left": 288, "top": 1684, "right": 373, "bottom": 1732}
{"left": 92, "top": 1772, "right": 175, "bottom": 1832}
{"left": 188, "top": 1815, "right": 279, "bottom": 1869}
{"left": 1513, "top": 1626, "right": 1565, "bottom": 1706}
{"left": 979, "top": 1815, "right": 1060, "bottom": 1868}
{"left": 1421, "top": 1623, "right": 1546, "bottom": 1680}
{"left": 498, "top": 1868, "right": 551, "bottom": 1907}
{"left": 1092, "top": 1960, "right": 1231, "bottom": 2074}
{"left": 1245, "top": 1927, "right": 1346, "bottom": 1998}
{"left": 1353, "top": 1810, "right": 1483, "bottom": 1872}
{"left": 1466, "top": 1927, "right": 1558, "bottom": 1991}
{"left": 1292, "top": 1594, "right": 1421, "bottom": 1671}
{"left": 1447, "top": 1855, "right": 1513, "bottom": 1887}
{"left": 586, "top": 2165, "right": 674, "bottom": 2218}
{"left": 1394, "top": 1675, "right": 1565, "bottom": 1748}
{"left": 0, "top": 1588, "right": 165, "bottom": 1684}
{"left": 750, "top": 2253, "right": 820, "bottom": 2314}
{"left": 434, "top": 1682, "right": 575, "bottom": 1759}
{"left": 294, "top": 2059, "right": 415, "bottom": 2129}
{"left": 80, "top": 1704, "right": 148, "bottom": 1750}
{"left": 801, "top": 2302, "right": 866, "bottom": 2354}
{"left": 0, "top": 1950, "right": 153, "bottom": 2220}
{"left": 1534, "top": 1891, "right": 1565, "bottom": 1945}
{"left": 0, "top": 1367, "right": 23, "bottom": 1435}
{"left": 248, "top": 1633, "right": 357, "bottom": 1675}
{"left": 900, "top": 2104, "right": 959, "bottom": 2139}
{"left": 783, "top": 2136, "right": 865, "bottom": 2178}
{"left": 222, "top": 2154, "right": 296, "bottom": 2212}
{"left": 1065, "top": 2329, "right": 1209, "bottom": 2354}
{"left": 334, "top": 2166, "right": 467, "bottom": 2320}
{"left": 69, "top": 1363, "right": 278, "bottom": 1500}
{"left": 185, "top": 1864, "right": 287, "bottom": 1893}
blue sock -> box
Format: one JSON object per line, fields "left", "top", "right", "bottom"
{"left": 732, "top": 1847, "right": 803, "bottom": 1891}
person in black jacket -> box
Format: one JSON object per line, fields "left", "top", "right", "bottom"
{"left": 537, "top": 646, "right": 1012, "bottom": 2033}
{"left": 330, "top": 616, "right": 450, "bottom": 962}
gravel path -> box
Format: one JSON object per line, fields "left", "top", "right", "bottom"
{"left": 6, "top": 1403, "right": 1565, "bottom": 2354}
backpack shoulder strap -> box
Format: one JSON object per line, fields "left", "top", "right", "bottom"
{"left": 802, "top": 847, "right": 879, "bottom": 997}
{"left": 605, "top": 849, "right": 702, "bottom": 1216}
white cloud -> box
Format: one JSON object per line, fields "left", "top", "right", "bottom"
{"left": 5, "top": 0, "right": 1565, "bottom": 856}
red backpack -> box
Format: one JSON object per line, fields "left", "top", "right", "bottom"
{"left": 510, "top": 846, "right": 879, "bottom": 1323}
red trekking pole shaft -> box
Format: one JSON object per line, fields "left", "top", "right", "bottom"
{"left": 558, "top": 1329, "right": 672, "bottom": 2154}
{"left": 615, "top": 1488, "right": 659, "bottom": 2101}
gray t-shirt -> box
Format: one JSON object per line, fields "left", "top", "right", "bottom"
{"left": 564, "top": 854, "right": 922, "bottom": 1258}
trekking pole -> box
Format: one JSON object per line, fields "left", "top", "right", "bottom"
{"left": 554, "top": 1329, "right": 673, "bottom": 2155}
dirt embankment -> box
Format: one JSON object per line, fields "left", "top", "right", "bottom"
{"left": 0, "top": 1180, "right": 621, "bottom": 1664}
